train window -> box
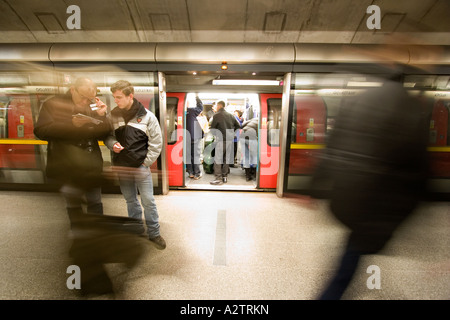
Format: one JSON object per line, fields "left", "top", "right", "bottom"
{"left": 267, "top": 98, "right": 281, "bottom": 147}
{"left": 0, "top": 75, "right": 48, "bottom": 185}
{"left": 404, "top": 74, "right": 450, "bottom": 148}
{"left": 286, "top": 73, "right": 368, "bottom": 193}
{"left": 0, "top": 96, "right": 8, "bottom": 138}
{"left": 166, "top": 97, "right": 178, "bottom": 145}
{"left": 287, "top": 72, "right": 450, "bottom": 195}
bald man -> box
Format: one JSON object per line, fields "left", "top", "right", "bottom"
{"left": 34, "top": 77, "right": 110, "bottom": 223}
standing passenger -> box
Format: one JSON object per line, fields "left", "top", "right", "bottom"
{"left": 209, "top": 101, "right": 241, "bottom": 185}
{"left": 34, "top": 77, "right": 110, "bottom": 222}
{"left": 233, "top": 110, "right": 244, "bottom": 167}
{"left": 311, "top": 68, "right": 429, "bottom": 300}
{"left": 35, "top": 78, "right": 149, "bottom": 296}
{"left": 186, "top": 94, "right": 204, "bottom": 180}
{"left": 105, "top": 80, "right": 166, "bottom": 250}
{"left": 240, "top": 116, "right": 258, "bottom": 181}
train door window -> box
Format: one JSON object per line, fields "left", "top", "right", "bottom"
{"left": 404, "top": 74, "right": 450, "bottom": 184}
{"left": 166, "top": 97, "right": 178, "bottom": 145}
{"left": 285, "top": 73, "right": 360, "bottom": 193}
{"left": 0, "top": 72, "right": 52, "bottom": 185}
{"left": 267, "top": 98, "right": 281, "bottom": 147}
{"left": 0, "top": 95, "right": 8, "bottom": 138}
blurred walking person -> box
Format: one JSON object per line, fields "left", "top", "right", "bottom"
{"left": 34, "top": 77, "right": 110, "bottom": 221}
{"left": 312, "top": 68, "right": 430, "bottom": 300}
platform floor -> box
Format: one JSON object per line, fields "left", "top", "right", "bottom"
{"left": 0, "top": 190, "right": 448, "bottom": 301}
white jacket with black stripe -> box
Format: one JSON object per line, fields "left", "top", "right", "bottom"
{"left": 105, "top": 98, "right": 162, "bottom": 168}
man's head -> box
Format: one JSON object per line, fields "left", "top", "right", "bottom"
{"left": 111, "top": 80, "right": 135, "bottom": 110}
{"left": 70, "top": 78, "right": 97, "bottom": 109}
{"left": 216, "top": 100, "right": 226, "bottom": 111}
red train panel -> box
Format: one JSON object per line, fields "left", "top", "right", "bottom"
{"left": 167, "top": 92, "right": 185, "bottom": 187}
{"left": 289, "top": 95, "right": 327, "bottom": 175}
{"left": 259, "top": 94, "right": 281, "bottom": 189}
{"left": 1, "top": 95, "right": 37, "bottom": 169}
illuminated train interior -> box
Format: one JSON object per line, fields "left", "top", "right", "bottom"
{"left": 0, "top": 43, "right": 449, "bottom": 198}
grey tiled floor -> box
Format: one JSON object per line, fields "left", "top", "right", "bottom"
{"left": 0, "top": 190, "right": 448, "bottom": 300}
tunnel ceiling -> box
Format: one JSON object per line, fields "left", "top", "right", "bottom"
{"left": 0, "top": 0, "right": 449, "bottom": 45}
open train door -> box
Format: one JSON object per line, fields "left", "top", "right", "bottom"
{"left": 166, "top": 92, "right": 185, "bottom": 187}
{"left": 259, "top": 93, "right": 282, "bottom": 189}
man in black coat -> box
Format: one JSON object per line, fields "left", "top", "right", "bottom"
{"left": 34, "top": 77, "right": 110, "bottom": 218}
{"left": 209, "top": 100, "right": 242, "bottom": 185}
{"left": 313, "top": 69, "right": 430, "bottom": 299}
{"left": 35, "top": 78, "right": 148, "bottom": 297}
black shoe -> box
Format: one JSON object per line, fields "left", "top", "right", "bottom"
{"left": 245, "top": 168, "right": 252, "bottom": 181}
{"left": 222, "top": 176, "right": 227, "bottom": 183}
{"left": 210, "top": 179, "right": 223, "bottom": 185}
{"left": 149, "top": 235, "right": 166, "bottom": 250}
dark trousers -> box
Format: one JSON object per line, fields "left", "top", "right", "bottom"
{"left": 317, "top": 238, "right": 362, "bottom": 300}
{"left": 213, "top": 140, "right": 233, "bottom": 179}
{"left": 186, "top": 139, "right": 201, "bottom": 175}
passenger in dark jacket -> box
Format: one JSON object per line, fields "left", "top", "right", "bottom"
{"left": 312, "top": 69, "right": 429, "bottom": 300}
{"left": 34, "top": 77, "right": 110, "bottom": 217}
{"left": 209, "top": 100, "right": 242, "bottom": 185}
{"left": 185, "top": 95, "right": 204, "bottom": 179}
{"left": 104, "top": 80, "right": 165, "bottom": 250}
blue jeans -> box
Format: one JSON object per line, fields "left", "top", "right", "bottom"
{"left": 118, "top": 165, "right": 160, "bottom": 238}
{"left": 240, "top": 137, "right": 257, "bottom": 168}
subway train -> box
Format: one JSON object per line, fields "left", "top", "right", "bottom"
{"left": 0, "top": 43, "right": 449, "bottom": 199}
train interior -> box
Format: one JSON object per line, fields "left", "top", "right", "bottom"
{"left": 164, "top": 70, "right": 284, "bottom": 191}
{"left": 176, "top": 92, "right": 260, "bottom": 191}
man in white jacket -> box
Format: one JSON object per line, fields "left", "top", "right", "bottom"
{"left": 105, "top": 80, "right": 165, "bottom": 250}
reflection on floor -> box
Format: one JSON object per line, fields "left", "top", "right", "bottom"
{"left": 1, "top": 191, "right": 448, "bottom": 301}
{"left": 184, "top": 164, "right": 257, "bottom": 191}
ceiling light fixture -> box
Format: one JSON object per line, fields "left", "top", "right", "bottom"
{"left": 221, "top": 61, "right": 228, "bottom": 70}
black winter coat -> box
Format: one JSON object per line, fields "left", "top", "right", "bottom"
{"left": 312, "top": 77, "right": 429, "bottom": 253}
{"left": 34, "top": 93, "right": 110, "bottom": 188}
{"left": 210, "top": 108, "right": 242, "bottom": 142}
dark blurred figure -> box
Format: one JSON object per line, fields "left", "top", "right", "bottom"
{"left": 34, "top": 77, "right": 110, "bottom": 220}
{"left": 186, "top": 94, "right": 204, "bottom": 179}
{"left": 34, "top": 78, "right": 146, "bottom": 297}
{"left": 312, "top": 67, "right": 430, "bottom": 300}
